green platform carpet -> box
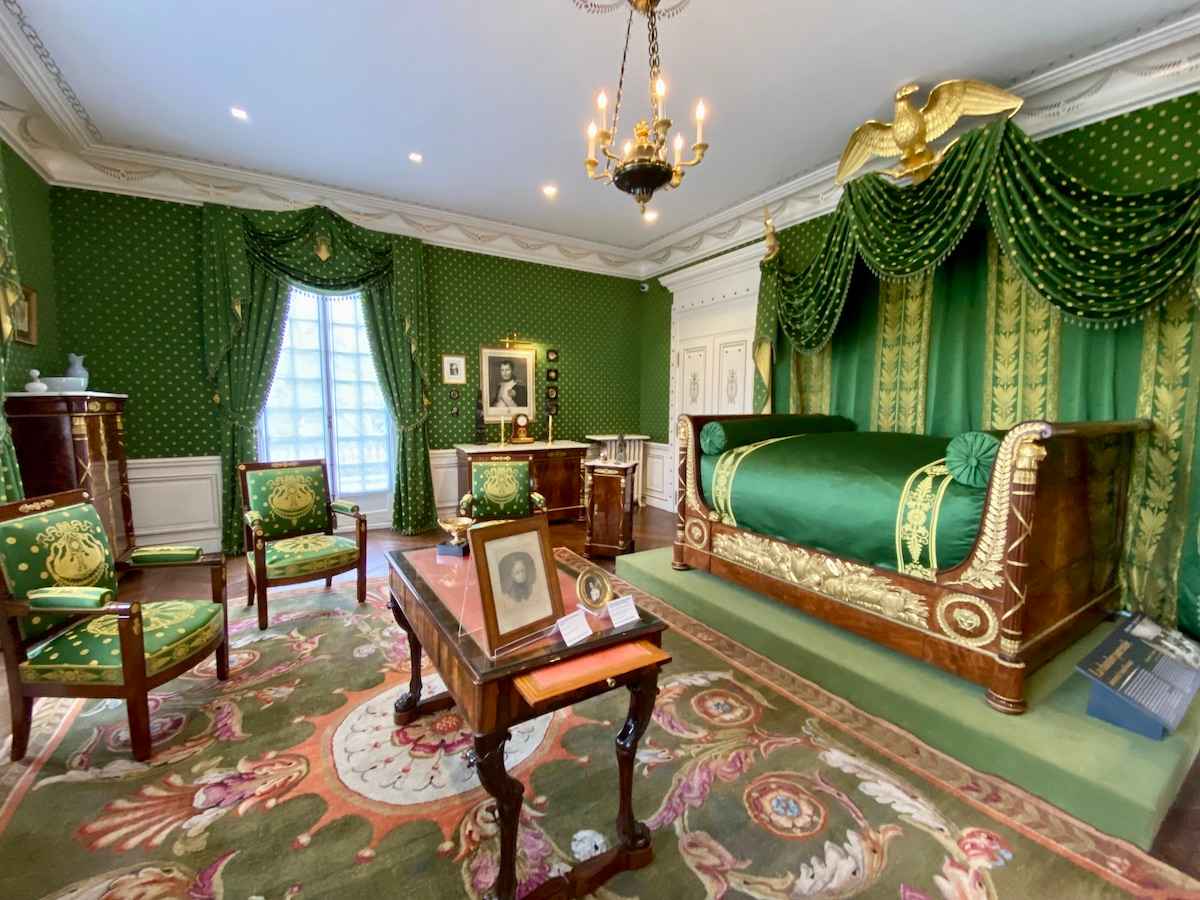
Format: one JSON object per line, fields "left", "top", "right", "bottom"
{"left": 1, "top": 551, "right": 1196, "bottom": 898}
{"left": 617, "top": 547, "right": 1200, "bottom": 852}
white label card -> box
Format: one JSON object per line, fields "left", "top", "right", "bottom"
{"left": 607, "top": 595, "right": 640, "bottom": 628}
{"left": 556, "top": 609, "right": 593, "bottom": 647}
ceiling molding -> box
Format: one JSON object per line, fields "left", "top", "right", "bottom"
{"left": 0, "top": 2, "right": 1198, "bottom": 280}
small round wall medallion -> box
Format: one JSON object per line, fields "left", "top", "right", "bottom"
{"left": 546, "top": 386, "right": 558, "bottom": 400}
{"left": 449, "top": 388, "right": 460, "bottom": 400}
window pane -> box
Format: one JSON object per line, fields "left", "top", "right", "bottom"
{"left": 261, "top": 291, "right": 329, "bottom": 464}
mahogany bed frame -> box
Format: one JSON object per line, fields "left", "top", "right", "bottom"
{"left": 672, "top": 414, "right": 1152, "bottom": 713}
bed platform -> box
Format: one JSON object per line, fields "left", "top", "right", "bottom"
{"left": 673, "top": 414, "right": 1152, "bottom": 713}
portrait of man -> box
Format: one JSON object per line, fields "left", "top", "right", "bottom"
{"left": 498, "top": 551, "right": 535, "bottom": 603}
{"left": 481, "top": 346, "right": 536, "bottom": 422}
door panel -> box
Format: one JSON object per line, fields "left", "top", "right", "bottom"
{"left": 717, "top": 338, "right": 749, "bottom": 414}
{"left": 679, "top": 342, "right": 709, "bottom": 417}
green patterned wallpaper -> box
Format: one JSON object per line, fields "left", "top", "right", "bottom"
{"left": 423, "top": 245, "right": 648, "bottom": 447}
{"left": 50, "top": 189, "right": 218, "bottom": 459}
{"left": 4, "top": 144, "right": 61, "bottom": 390}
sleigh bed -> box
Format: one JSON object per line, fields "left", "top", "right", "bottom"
{"left": 672, "top": 413, "right": 1151, "bottom": 713}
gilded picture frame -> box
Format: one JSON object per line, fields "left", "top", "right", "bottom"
{"left": 10, "top": 285, "right": 36, "bottom": 346}
{"left": 480, "top": 345, "right": 536, "bottom": 424}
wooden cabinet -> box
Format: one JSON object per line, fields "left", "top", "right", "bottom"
{"left": 455, "top": 441, "right": 587, "bottom": 522}
{"left": 4, "top": 392, "right": 134, "bottom": 559}
{"left": 584, "top": 460, "right": 637, "bottom": 558}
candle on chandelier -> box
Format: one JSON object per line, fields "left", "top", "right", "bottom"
{"left": 623, "top": 139, "right": 633, "bottom": 160}
{"left": 597, "top": 91, "right": 609, "bottom": 132}
{"left": 673, "top": 132, "right": 683, "bottom": 165}
{"left": 587, "top": 121, "right": 598, "bottom": 159}
{"left": 655, "top": 77, "right": 667, "bottom": 120}
{"left": 695, "top": 99, "right": 706, "bottom": 144}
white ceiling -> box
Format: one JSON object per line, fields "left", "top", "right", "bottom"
{"left": 3, "top": 0, "right": 1200, "bottom": 255}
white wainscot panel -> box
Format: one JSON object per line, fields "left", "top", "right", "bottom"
{"left": 127, "top": 456, "right": 222, "bottom": 553}
{"left": 431, "top": 449, "right": 461, "bottom": 516}
{"left": 642, "top": 442, "right": 675, "bottom": 513}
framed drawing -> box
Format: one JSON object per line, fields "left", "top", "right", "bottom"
{"left": 442, "top": 353, "right": 467, "bottom": 384}
{"left": 546, "top": 368, "right": 559, "bottom": 382}
{"left": 546, "top": 348, "right": 559, "bottom": 363}
{"left": 546, "top": 385, "right": 558, "bottom": 400}
{"left": 10, "top": 285, "right": 36, "bottom": 345}
{"left": 481, "top": 345, "right": 536, "bottom": 423}
{"left": 469, "top": 517, "right": 564, "bottom": 655}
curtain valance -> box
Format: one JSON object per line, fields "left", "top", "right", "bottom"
{"left": 764, "top": 119, "right": 1200, "bottom": 354}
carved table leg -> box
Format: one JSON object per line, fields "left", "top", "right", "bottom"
{"left": 472, "top": 730, "right": 523, "bottom": 900}
{"left": 389, "top": 590, "right": 454, "bottom": 726}
{"left": 615, "top": 669, "right": 658, "bottom": 853}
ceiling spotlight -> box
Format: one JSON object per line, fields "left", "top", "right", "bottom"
{"left": 408, "top": 152, "right": 423, "bottom": 163}
{"left": 230, "top": 106, "right": 249, "bottom": 121}
{"left": 642, "top": 208, "right": 659, "bottom": 223}
{"left": 542, "top": 184, "right": 559, "bottom": 199}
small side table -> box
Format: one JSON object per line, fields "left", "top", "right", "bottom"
{"left": 584, "top": 459, "right": 638, "bottom": 558}
{"left": 584, "top": 434, "right": 650, "bottom": 505}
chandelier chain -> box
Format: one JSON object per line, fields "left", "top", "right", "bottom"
{"left": 647, "top": 5, "right": 662, "bottom": 120}
{"left": 609, "top": 4, "right": 635, "bottom": 171}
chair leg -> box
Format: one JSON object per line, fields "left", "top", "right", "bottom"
{"left": 9, "top": 695, "right": 33, "bottom": 762}
{"left": 216, "top": 634, "right": 230, "bottom": 682}
{"left": 357, "top": 557, "right": 367, "bottom": 605}
{"left": 246, "top": 566, "right": 255, "bottom": 607}
{"left": 325, "top": 575, "right": 333, "bottom": 588}
{"left": 256, "top": 578, "right": 269, "bottom": 631}
{"left": 127, "top": 692, "right": 152, "bottom": 762}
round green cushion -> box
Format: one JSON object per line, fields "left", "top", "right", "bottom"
{"left": 946, "top": 431, "right": 1001, "bottom": 489}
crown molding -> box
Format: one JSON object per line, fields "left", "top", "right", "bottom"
{"left": 0, "top": 1, "right": 1198, "bottom": 280}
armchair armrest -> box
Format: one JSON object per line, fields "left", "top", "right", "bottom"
{"left": 27, "top": 586, "right": 113, "bottom": 610}
{"left": 244, "top": 509, "right": 264, "bottom": 530}
{"left": 531, "top": 492, "right": 547, "bottom": 513}
{"left": 116, "top": 548, "right": 224, "bottom": 573}
{"left": 331, "top": 499, "right": 366, "bottom": 520}
{"left": 3, "top": 596, "right": 135, "bottom": 618}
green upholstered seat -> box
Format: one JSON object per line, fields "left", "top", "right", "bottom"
{"left": 19, "top": 599, "right": 222, "bottom": 685}
{"left": 265, "top": 534, "right": 359, "bottom": 579}
{"left": 243, "top": 465, "right": 332, "bottom": 538}
{"left": 468, "top": 460, "right": 533, "bottom": 518}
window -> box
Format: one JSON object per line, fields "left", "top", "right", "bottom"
{"left": 259, "top": 288, "right": 395, "bottom": 495}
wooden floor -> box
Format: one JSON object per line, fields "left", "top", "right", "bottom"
{"left": 1, "top": 505, "right": 1196, "bottom": 877}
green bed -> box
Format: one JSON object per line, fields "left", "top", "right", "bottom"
{"left": 699, "top": 431, "right": 988, "bottom": 575}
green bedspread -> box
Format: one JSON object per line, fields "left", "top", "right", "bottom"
{"left": 699, "top": 431, "right": 988, "bottom": 575}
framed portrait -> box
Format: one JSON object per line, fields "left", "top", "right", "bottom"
{"left": 470, "top": 517, "right": 564, "bottom": 655}
{"left": 8, "top": 285, "right": 36, "bottom": 346}
{"left": 441, "top": 353, "right": 467, "bottom": 385}
{"left": 546, "top": 399, "right": 560, "bottom": 416}
{"left": 546, "top": 349, "right": 559, "bottom": 363}
{"left": 575, "top": 566, "right": 613, "bottom": 614}
{"left": 546, "top": 368, "right": 559, "bottom": 382}
{"left": 481, "top": 345, "right": 536, "bottom": 423}
{"left": 546, "top": 385, "right": 558, "bottom": 400}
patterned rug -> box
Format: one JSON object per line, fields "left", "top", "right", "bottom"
{"left": 1, "top": 549, "right": 1197, "bottom": 899}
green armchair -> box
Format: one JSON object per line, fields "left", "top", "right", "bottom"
{"left": 239, "top": 459, "right": 367, "bottom": 630}
{"left": 458, "top": 459, "right": 547, "bottom": 521}
{"left": 0, "top": 489, "right": 228, "bottom": 762}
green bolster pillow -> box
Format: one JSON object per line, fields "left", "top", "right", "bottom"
{"left": 946, "top": 431, "right": 1001, "bottom": 489}
{"left": 28, "top": 586, "right": 113, "bottom": 609}
{"left": 699, "top": 415, "right": 857, "bottom": 455}
{"left": 331, "top": 500, "right": 361, "bottom": 515}
{"left": 129, "top": 545, "right": 202, "bottom": 565}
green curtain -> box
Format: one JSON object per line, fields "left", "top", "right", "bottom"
{"left": 202, "top": 205, "right": 436, "bottom": 552}
{"left": 760, "top": 119, "right": 1200, "bottom": 355}
{"left": 0, "top": 149, "right": 25, "bottom": 502}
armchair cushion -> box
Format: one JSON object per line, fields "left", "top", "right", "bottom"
{"left": 0, "top": 501, "right": 117, "bottom": 641}
{"left": 244, "top": 465, "right": 331, "bottom": 539}
{"left": 470, "top": 461, "right": 532, "bottom": 519}
{"left": 264, "top": 534, "right": 359, "bottom": 580}
{"left": 27, "top": 586, "right": 113, "bottom": 610}
{"left": 129, "top": 545, "right": 203, "bottom": 566}
{"left": 244, "top": 509, "right": 264, "bottom": 529}
{"left": 330, "top": 499, "right": 361, "bottom": 515}
{"left": 19, "top": 600, "right": 222, "bottom": 685}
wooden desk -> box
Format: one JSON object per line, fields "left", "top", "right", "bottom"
{"left": 455, "top": 441, "right": 588, "bottom": 522}
{"left": 387, "top": 547, "right": 669, "bottom": 900}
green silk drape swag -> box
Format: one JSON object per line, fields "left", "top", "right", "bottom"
{"left": 202, "top": 205, "right": 436, "bottom": 552}
{"left": 0, "top": 149, "right": 25, "bottom": 502}
{"left": 761, "top": 119, "right": 1200, "bottom": 357}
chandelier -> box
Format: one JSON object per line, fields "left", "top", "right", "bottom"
{"left": 582, "top": 0, "right": 707, "bottom": 216}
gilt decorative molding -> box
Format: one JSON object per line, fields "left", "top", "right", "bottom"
{"left": 0, "top": 2, "right": 1199, "bottom": 278}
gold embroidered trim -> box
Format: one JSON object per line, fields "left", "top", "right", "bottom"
{"left": 895, "top": 458, "right": 954, "bottom": 581}
{"left": 871, "top": 272, "right": 933, "bottom": 434}
{"left": 712, "top": 530, "right": 929, "bottom": 629}
{"left": 709, "top": 436, "right": 794, "bottom": 527}
{"left": 790, "top": 343, "right": 833, "bottom": 415}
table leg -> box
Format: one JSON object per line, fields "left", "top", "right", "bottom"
{"left": 615, "top": 669, "right": 657, "bottom": 852}
{"left": 472, "top": 730, "right": 523, "bottom": 900}
{"left": 389, "top": 590, "right": 453, "bottom": 725}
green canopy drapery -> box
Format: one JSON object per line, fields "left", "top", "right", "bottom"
{"left": 202, "top": 205, "right": 436, "bottom": 553}
{"left": 0, "top": 148, "right": 25, "bottom": 502}
{"left": 762, "top": 118, "right": 1200, "bottom": 357}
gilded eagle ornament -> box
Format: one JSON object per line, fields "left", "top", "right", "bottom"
{"left": 836, "top": 80, "right": 1022, "bottom": 185}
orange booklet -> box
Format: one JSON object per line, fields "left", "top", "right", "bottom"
{"left": 514, "top": 640, "right": 670, "bottom": 706}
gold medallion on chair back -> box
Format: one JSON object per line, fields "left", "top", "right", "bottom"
{"left": 245, "top": 466, "right": 331, "bottom": 539}
{"left": 0, "top": 503, "right": 117, "bottom": 640}
{"left": 471, "top": 461, "right": 532, "bottom": 518}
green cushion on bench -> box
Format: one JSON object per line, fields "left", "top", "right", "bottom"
{"left": 27, "top": 586, "right": 113, "bottom": 610}
{"left": 129, "top": 545, "right": 203, "bottom": 565}
{"left": 699, "top": 414, "right": 857, "bottom": 455}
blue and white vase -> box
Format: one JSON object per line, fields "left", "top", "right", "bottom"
{"left": 66, "top": 353, "right": 89, "bottom": 390}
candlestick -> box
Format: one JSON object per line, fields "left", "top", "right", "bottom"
{"left": 695, "top": 99, "right": 706, "bottom": 145}
{"left": 547, "top": 414, "right": 554, "bottom": 445}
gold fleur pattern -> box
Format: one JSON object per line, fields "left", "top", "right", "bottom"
{"left": 789, "top": 342, "right": 832, "bottom": 415}
{"left": 981, "top": 234, "right": 1061, "bottom": 430}
{"left": 870, "top": 272, "right": 933, "bottom": 433}
{"left": 895, "top": 459, "right": 954, "bottom": 580}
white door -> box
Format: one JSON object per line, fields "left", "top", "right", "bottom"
{"left": 679, "top": 340, "right": 710, "bottom": 417}
{"left": 716, "top": 336, "right": 750, "bottom": 414}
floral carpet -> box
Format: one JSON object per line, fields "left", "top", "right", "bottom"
{"left": 1, "top": 549, "right": 1197, "bottom": 899}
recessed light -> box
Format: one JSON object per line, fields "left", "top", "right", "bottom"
{"left": 642, "top": 209, "right": 659, "bottom": 223}
{"left": 230, "top": 106, "right": 249, "bottom": 121}
{"left": 408, "top": 152, "right": 423, "bottom": 164}
{"left": 542, "top": 184, "right": 558, "bottom": 199}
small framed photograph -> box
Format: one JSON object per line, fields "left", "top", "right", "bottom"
{"left": 442, "top": 353, "right": 467, "bottom": 385}
{"left": 470, "top": 517, "right": 564, "bottom": 655}
{"left": 546, "top": 368, "right": 559, "bottom": 382}
{"left": 449, "top": 388, "right": 461, "bottom": 400}
{"left": 546, "top": 349, "right": 559, "bottom": 363}
{"left": 575, "top": 566, "right": 613, "bottom": 614}
{"left": 546, "top": 400, "right": 560, "bottom": 416}
{"left": 546, "top": 385, "right": 558, "bottom": 400}
{"left": 481, "top": 345, "right": 536, "bottom": 423}
{"left": 7, "top": 285, "right": 37, "bottom": 346}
